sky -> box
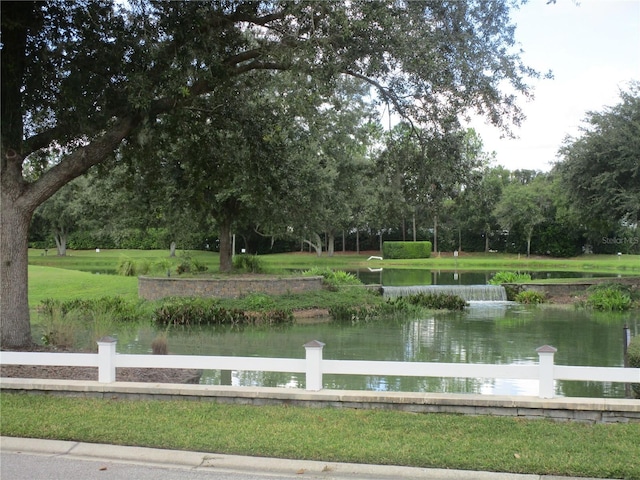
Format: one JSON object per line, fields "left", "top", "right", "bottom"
{"left": 471, "top": 0, "right": 640, "bottom": 172}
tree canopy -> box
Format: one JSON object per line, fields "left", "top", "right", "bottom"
{"left": 556, "top": 82, "right": 640, "bottom": 229}
{"left": 2, "top": 0, "right": 541, "bottom": 347}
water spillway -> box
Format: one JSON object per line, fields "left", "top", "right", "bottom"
{"left": 382, "top": 285, "right": 508, "bottom": 302}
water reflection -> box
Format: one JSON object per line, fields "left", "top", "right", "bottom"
{"left": 353, "top": 268, "right": 621, "bottom": 286}
{"left": 116, "top": 304, "right": 638, "bottom": 398}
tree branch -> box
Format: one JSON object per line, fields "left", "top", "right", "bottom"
{"left": 232, "top": 61, "right": 290, "bottom": 76}
{"left": 20, "top": 116, "right": 138, "bottom": 212}
{"left": 223, "top": 48, "right": 262, "bottom": 67}
{"left": 344, "top": 69, "right": 419, "bottom": 135}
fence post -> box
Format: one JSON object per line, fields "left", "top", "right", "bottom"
{"left": 536, "top": 345, "right": 557, "bottom": 399}
{"left": 304, "top": 340, "right": 325, "bottom": 391}
{"left": 97, "top": 336, "right": 117, "bottom": 383}
{"left": 623, "top": 324, "right": 631, "bottom": 398}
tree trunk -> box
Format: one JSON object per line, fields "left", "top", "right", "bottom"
{"left": 169, "top": 241, "right": 176, "bottom": 257}
{"left": 0, "top": 198, "right": 33, "bottom": 348}
{"left": 54, "top": 228, "right": 67, "bottom": 256}
{"left": 356, "top": 229, "right": 360, "bottom": 254}
{"left": 526, "top": 231, "right": 532, "bottom": 258}
{"left": 219, "top": 219, "right": 233, "bottom": 272}
{"left": 327, "top": 231, "right": 335, "bottom": 257}
{"left": 303, "top": 233, "right": 323, "bottom": 256}
{"left": 412, "top": 214, "right": 416, "bottom": 242}
{"left": 433, "top": 215, "right": 438, "bottom": 253}
{"left": 484, "top": 227, "right": 490, "bottom": 253}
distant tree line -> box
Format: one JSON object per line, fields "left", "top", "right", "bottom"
{"left": 30, "top": 83, "right": 640, "bottom": 258}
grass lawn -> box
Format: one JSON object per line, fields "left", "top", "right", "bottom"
{"left": 1, "top": 394, "right": 638, "bottom": 479}
{"left": 28, "top": 248, "right": 640, "bottom": 274}
{"left": 28, "top": 266, "right": 139, "bottom": 308}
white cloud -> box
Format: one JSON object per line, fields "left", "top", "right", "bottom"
{"left": 472, "top": 0, "right": 640, "bottom": 172}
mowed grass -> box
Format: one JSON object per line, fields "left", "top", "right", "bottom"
{"left": 1, "top": 394, "right": 638, "bottom": 479}
{"left": 28, "top": 266, "right": 138, "bottom": 308}
{"left": 28, "top": 249, "right": 222, "bottom": 273}
{"left": 28, "top": 248, "right": 640, "bottom": 275}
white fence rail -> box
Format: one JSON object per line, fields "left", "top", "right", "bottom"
{"left": 1, "top": 338, "right": 638, "bottom": 399}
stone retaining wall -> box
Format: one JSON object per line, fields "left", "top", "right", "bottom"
{"left": 1, "top": 379, "right": 638, "bottom": 424}
{"left": 138, "top": 275, "right": 324, "bottom": 301}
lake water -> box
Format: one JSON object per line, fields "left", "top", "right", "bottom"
{"left": 115, "top": 301, "right": 639, "bottom": 399}
{"left": 353, "top": 268, "right": 622, "bottom": 286}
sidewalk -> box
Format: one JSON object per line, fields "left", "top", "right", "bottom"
{"left": 1, "top": 436, "right": 607, "bottom": 480}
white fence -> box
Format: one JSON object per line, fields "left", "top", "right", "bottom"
{"left": 1, "top": 338, "right": 638, "bottom": 399}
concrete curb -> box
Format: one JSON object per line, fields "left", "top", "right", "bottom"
{"left": 1, "top": 437, "right": 605, "bottom": 480}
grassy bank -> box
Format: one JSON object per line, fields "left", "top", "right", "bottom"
{"left": 28, "top": 248, "right": 640, "bottom": 275}
{"left": 1, "top": 394, "right": 638, "bottom": 479}
{"left": 29, "top": 266, "right": 139, "bottom": 308}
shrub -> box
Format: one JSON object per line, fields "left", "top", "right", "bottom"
{"left": 117, "top": 257, "right": 137, "bottom": 276}
{"left": 243, "top": 293, "right": 276, "bottom": 310}
{"left": 329, "top": 305, "right": 373, "bottom": 323}
{"left": 153, "top": 297, "right": 292, "bottom": 326}
{"left": 135, "top": 259, "right": 151, "bottom": 275}
{"left": 245, "top": 309, "right": 294, "bottom": 326}
{"left": 152, "top": 258, "right": 172, "bottom": 276}
{"left": 328, "top": 299, "right": 417, "bottom": 324}
{"left": 302, "top": 267, "right": 361, "bottom": 291}
{"left": 515, "top": 290, "right": 546, "bottom": 304}
{"left": 586, "top": 283, "right": 632, "bottom": 311}
{"left": 40, "top": 306, "right": 79, "bottom": 350}
{"left": 233, "top": 254, "right": 265, "bottom": 273}
{"left": 404, "top": 292, "right": 468, "bottom": 311}
{"left": 38, "top": 301, "right": 131, "bottom": 351}
{"left": 628, "top": 335, "right": 640, "bottom": 399}
{"left": 176, "top": 254, "right": 208, "bottom": 274}
{"left": 117, "top": 257, "right": 151, "bottom": 276}
{"left": 154, "top": 298, "right": 225, "bottom": 326}
{"left": 382, "top": 241, "right": 432, "bottom": 259}
{"left": 488, "top": 271, "right": 532, "bottom": 285}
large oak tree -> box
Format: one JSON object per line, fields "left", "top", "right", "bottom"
{"left": 2, "top": 0, "right": 540, "bottom": 347}
{"left": 557, "top": 83, "right": 640, "bottom": 230}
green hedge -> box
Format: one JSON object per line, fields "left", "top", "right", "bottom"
{"left": 628, "top": 335, "right": 640, "bottom": 399}
{"left": 382, "top": 241, "right": 432, "bottom": 259}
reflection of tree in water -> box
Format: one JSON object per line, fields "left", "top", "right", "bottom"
{"left": 110, "top": 305, "right": 638, "bottom": 398}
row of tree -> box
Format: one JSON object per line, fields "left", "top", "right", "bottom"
{"left": 30, "top": 83, "right": 640, "bottom": 260}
